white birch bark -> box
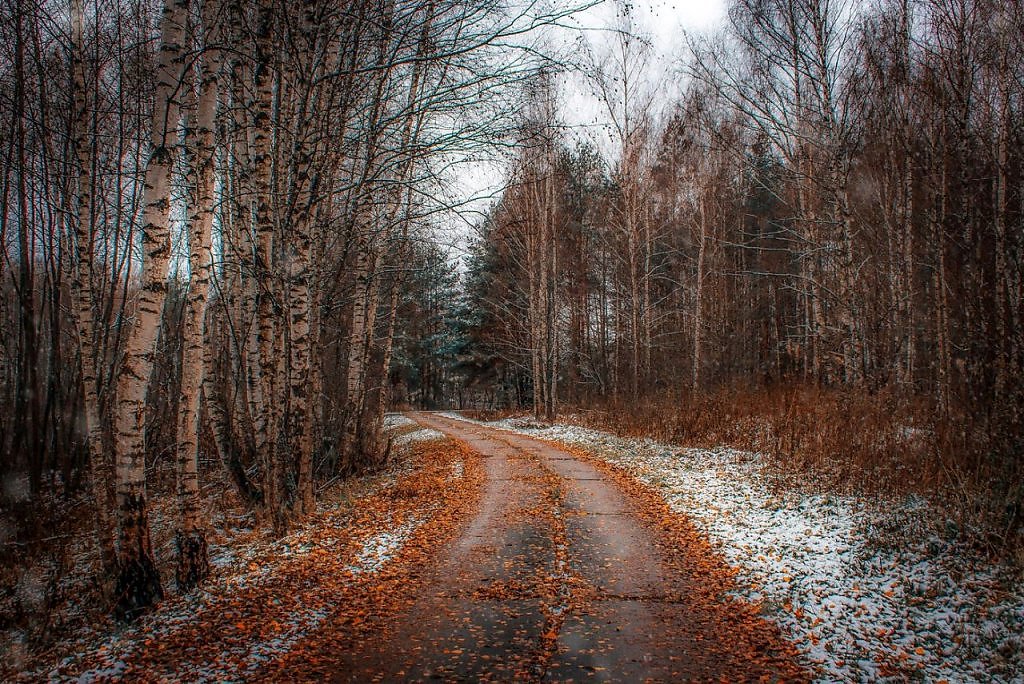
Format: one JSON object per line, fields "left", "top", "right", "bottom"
{"left": 70, "top": 0, "right": 115, "bottom": 575}
{"left": 112, "top": 0, "right": 189, "bottom": 618}
{"left": 175, "top": 0, "right": 220, "bottom": 588}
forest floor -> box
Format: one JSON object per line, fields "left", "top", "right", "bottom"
{"left": 442, "top": 411, "right": 1024, "bottom": 682}
{"left": 25, "top": 412, "right": 812, "bottom": 682}
{"left": 16, "top": 411, "right": 1023, "bottom": 682}
{"left": 22, "top": 420, "right": 478, "bottom": 682}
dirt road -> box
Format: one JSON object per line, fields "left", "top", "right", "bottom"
{"left": 323, "top": 412, "right": 804, "bottom": 682}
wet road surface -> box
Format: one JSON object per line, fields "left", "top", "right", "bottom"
{"left": 328, "top": 412, "right": 801, "bottom": 682}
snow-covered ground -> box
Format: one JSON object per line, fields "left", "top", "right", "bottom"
{"left": 383, "top": 413, "right": 417, "bottom": 430}
{"left": 443, "top": 412, "right": 1024, "bottom": 683}
{"left": 385, "top": 412, "right": 444, "bottom": 446}
{"left": 393, "top": 427, "right": 444, "bottom": 445}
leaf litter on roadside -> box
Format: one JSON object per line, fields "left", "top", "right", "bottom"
{"left": 46, "top": 435, "right": 483, "bottom": 682}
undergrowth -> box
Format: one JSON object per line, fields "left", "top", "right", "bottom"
{"left": 468, "top": 386, "right": 1023, "bottom": 562}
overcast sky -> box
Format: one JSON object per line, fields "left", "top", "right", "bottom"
{"left": 559, "top": 0, "right": 728, "bottom": 149}
{"left": 440, "top": 0, "right": 728, "bottom": 253}
{"left": 570, "top": 0, "right": 728, "bottom": 57}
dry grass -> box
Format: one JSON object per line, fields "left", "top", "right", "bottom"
{"left": 532, "top": 386, "right": 1021, "bottom": 560}
{"left": 461, "top": 408, "right": 520, "bottom": 422}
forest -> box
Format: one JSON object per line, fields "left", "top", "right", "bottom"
{"left": 408, "top": 0, "right": 1023, "bottom": 542}
{"left": 0, "top": 0, "right": 1021, "bottom": 679}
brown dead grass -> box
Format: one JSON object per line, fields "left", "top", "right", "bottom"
{"left": 551, "top": 386, "right": 1022, "bottom": 559}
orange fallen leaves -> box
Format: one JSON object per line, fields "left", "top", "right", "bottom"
{"left": 54, "top": 436, "right": 485, "bottom": 682}
{"left": 547, "top": 440, "right": 811, "bottom": 682}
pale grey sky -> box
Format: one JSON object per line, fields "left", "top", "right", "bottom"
{"left": 558, "top": 0, "right": 727, "bottom": 155}
{"left": 572, "top": 0, "right": 728, "bottom": 50}
{"left": 441, "top": 0, "right": 728, "bottom": 250}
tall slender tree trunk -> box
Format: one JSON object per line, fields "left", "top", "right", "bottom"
{"left": 642, "top": 202, "right": 653, "bottom": 382}
{"left": 343, "top": 233, "right": 376, "bottom": 465}
{"left": 837, "top": 178, "right": 861, "bottom": 384}
{"left": 692, "top": 196, "right": 707, "bottom": 392}
{"left": 374, "top": 258, "right": 405, "bottom": 438}
{"left": 538, "top": 173, "right": 551, "bottom": 422}
{"left": 12, "top": 0, "right": 43, "bottom": 494}
{"left": 932, "top": 134, "right": 952, "bottom": 414}
{"left": 113, "top": 0, "right": 189, "bottom": 619}
{"left": 528, "top": 183, "right": 544, "bottom": 420}
{"left": 250, "top": 0, "right": 282, "bottom": 527}
{"left": 628, "top": 205, "right": 642, "bottom": 398}
{"left": 899, "top": 145, "right": 915, "bottom": 388}
{"left": 175, "top": 0, "right": 221, "bottom": 589}
{"left": 542, "top": 155, "right": 557, "bottom": 422}
{"left": 284, "top": 1, "right": 321, "bottom": 517}
{"left": 992, "top": 72, "right": 1012, "bottom": 412}
{"left": 69, "top": 0, "right": 115, "bottom": 575}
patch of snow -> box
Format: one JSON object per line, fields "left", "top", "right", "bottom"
{"left": 74, "top": 661, "right": 128, "bottom": 683}
{"left": 384, "top": 413, "right": 416, "bottom": 430}
{"left": 478, "top": 416, "right": 1024, "bottom": 683}
{"left": 348, "top": 518, "right": 423, "bottom": 576}
{"left": 449, "top": 460, "right": 464, "bottom": 481}
{"left": 208, "top": 546, "right": 235, "bottom": 569}
{"left": 393, "top": 428, "right": 443, "bottom": 445}
{"left": 58, "top": 592, "right": 220, "bottom": 683}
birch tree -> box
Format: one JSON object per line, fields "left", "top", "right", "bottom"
{"left": 69, "top": 0, "right": 115, "bottom": 574}
{"left": 174, "top": 0, "right": 222, "bottom": 589}
{"left": 111, "top": 0, "right": 189, "bottom": 617}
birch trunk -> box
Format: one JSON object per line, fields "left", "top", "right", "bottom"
{"left": 538, "top": 172, "right": 551, "bottom": 421}
{"left": 250, "top": 0, "right": 282, "bottom": 525}
{"left": 343, "top": 235, "right": 374, "bottom": 465}
{"left": 287, "top": 180, "right": 314, "bottom": 514}
{"left": 112, "top": 0, "right": 189, "bottom": 618}
{"left": 526, "top": 168, "right": 544, "bottom": 421}
{"left": 201, "top": 40, "right": 261, "bottom": 508}
{"left": 283, "top": 1, "right": 322, "bottom": 516}
{"left": 175, "top": 0, "right": 220, "bottom": 588}
{"left": 543, "top": 147, "right": 558, "bottom": 422}
{"left": 70, "top": 0, "right": 115, "bottom": 575}
{"left": 374, "top": 263, "right": 404, "bottom": 436}
{"left": 547, "top": 194, "right": 558, "bottom": 422}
